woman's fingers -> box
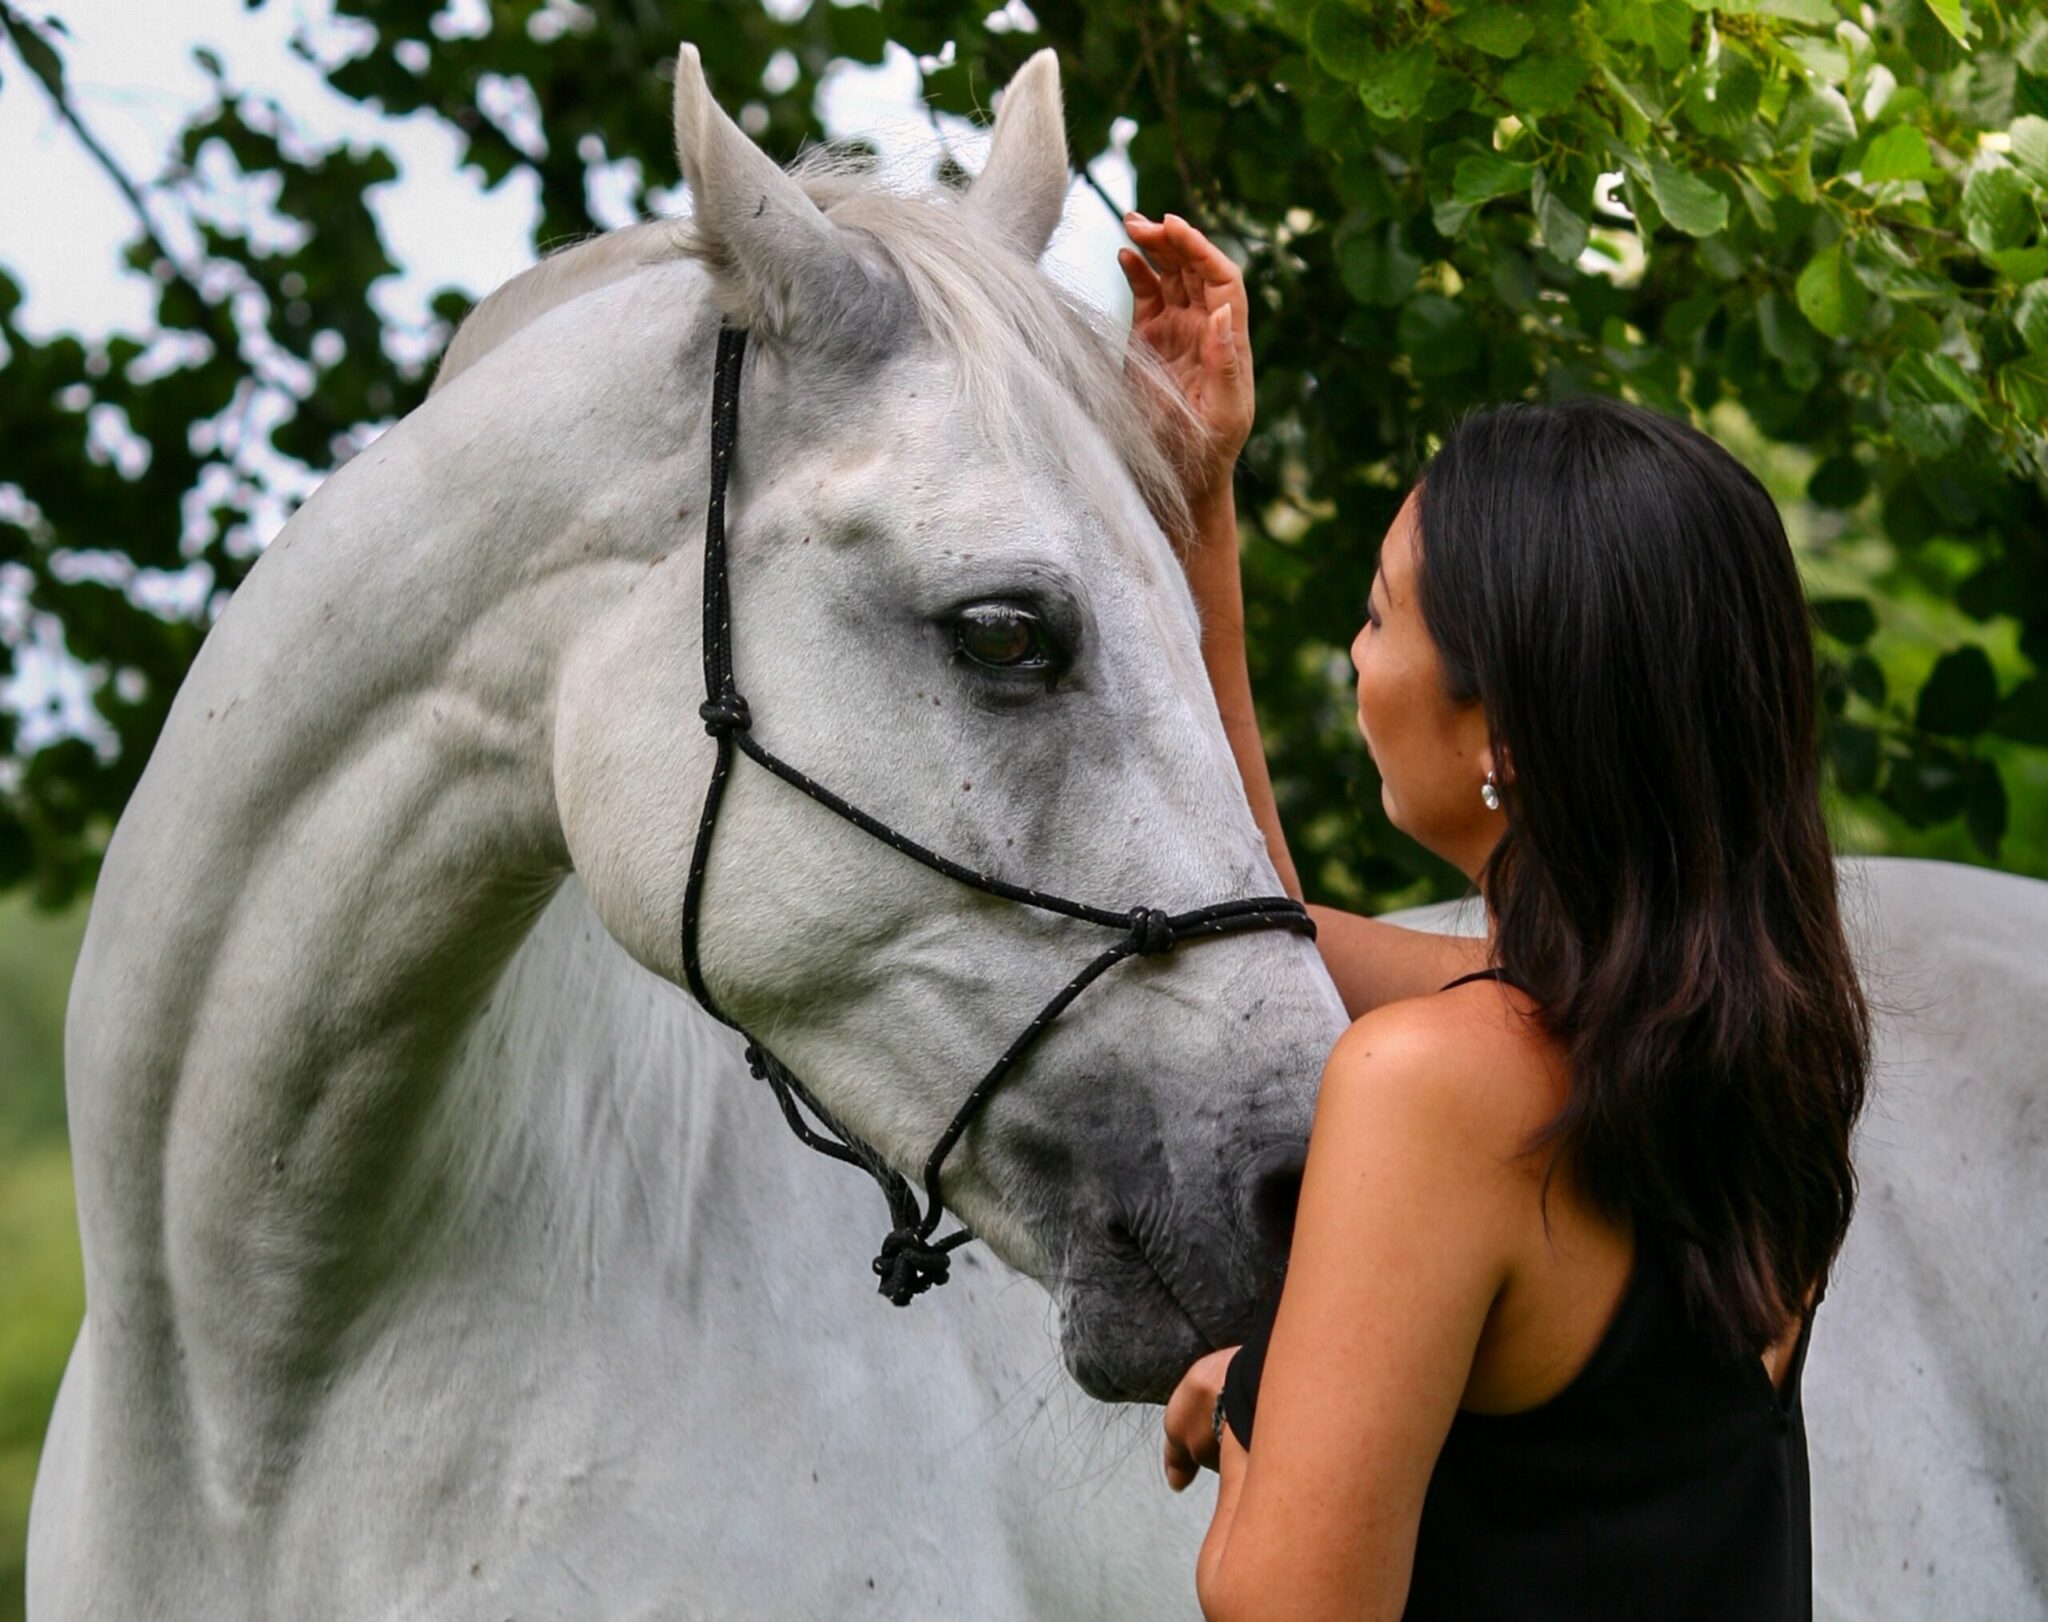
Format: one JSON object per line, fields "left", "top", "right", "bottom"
{"left": 1164, "top": 1432, "right": 1197, "bottom": 1491}
{"left": 1124, "top": 213, "right": 1190, "bottom": 308}
{"left": 1162, "top": 212, "right": 1242, "bottom": 299}
{"left": 1130, "top": 212, "right": 1248, "bottom": 329}
{"left": 1117, "top": 247, "right": 1164, "bottom": 323}
{"left": 1207, "top": 302, "right": 1238, "bottom": 379}
{"left": 1156, "top": 218, "right": 1205, "bottom": 311}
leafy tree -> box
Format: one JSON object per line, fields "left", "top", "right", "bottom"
{"left": 1, "top": 0, "right": 2043, "bottom": 913}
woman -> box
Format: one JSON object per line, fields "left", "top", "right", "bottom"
{"left": 1121, "top": 213, "right": 1870, "bottom": 1621}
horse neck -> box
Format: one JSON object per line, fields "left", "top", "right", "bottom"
{"left": 65, "top": 267, "right": 728, "bottom": 1477}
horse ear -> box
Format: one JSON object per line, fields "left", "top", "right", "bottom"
{"left": 962, "top": 48, "right": 1071, "bottom": 261}
{"left": 671, "top": 43, "right": 875, "bottom": 341}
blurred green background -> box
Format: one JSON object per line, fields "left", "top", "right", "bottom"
{"left": 0, "top": 894, "right": 85, "bottom": 1622}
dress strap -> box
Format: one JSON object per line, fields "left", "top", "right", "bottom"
{"left": 1440, "top": 965, "right": 1531, "bottom": 995}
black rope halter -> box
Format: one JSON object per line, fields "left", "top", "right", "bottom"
{"left": 680, "top": 326, "right": 1316, "bottom": 1307}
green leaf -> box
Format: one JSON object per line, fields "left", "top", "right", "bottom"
{"left": 1686, "top": 54, "right": 1763, "bottom": 139}
{"left": 1600, "top": 65, "right": 1666, "bottom": 129}
{"left": 1847, "top": 654, "right": 1887, "bottom": 705}
{"left": 1778, "top": 81, "right": 1857, "bottom": 158}
{"left": 1337, "top": 222, "right": 1424, "bottom": 306}
{"left": 1860, "top": 124, "right": 1936, "bottom": 184}
{"left": 1918, "top": 0, "right": 1971, "bottom": 47}
{"left": 1431, "top": 194, "right": 1479, "bottom": 239}
{"left": 1807, "top": 453, "right": 1870, "bottom": 508}
{"left": 1500, "top": 51, "right": 1591, "bottom": 117}
{"left": 1992, "top": 677, "right": 2048, "bottom": 746}
{"left": 1450, "top": 5, "right": 1536, "bottom": 59}
{"left": 1664, "top": 286, "right": 1720, "bottom": 342}
{"left": 1988, "top": 246, "right": 2048, "bottom": 283}
{"left": 1829, "top": 722, "right": 1880, "bottom": 792}
{"left": 1532, "top": 167, "right": 1590, "bottom": 262}
{"left": 1356, "top": 43, "right": 1437, "bottom": 121}
{"left": 1781, "top": 132, "right": 1818, "bottom": 202}
{"left": 1964, "top": 761, "right": 2006, "bottom": 859}
{"left": 5, "top": 14, "right": 67, "bottom": 99}
{"left": 1308, "top": 2, "right": 1377, "bottom": 80}
{"left": 1645, "top": 156, "right": 1728, "bottom": 235}
{"left": 1887, "top": 350, "right": 1983, "bottom": 410}
{"left": 1452, "top": 152, "right": 1536, "bottom": 203}
{"left": 1758, "top": 290, "right": 1820, "bottom": 384}
{"left": 2009, "top": 116, "right": 2048, "bottom": 189}
{"left": 1915, "top": 646, "right": 1998, "bottom": 736}
{"left": 1758, "top": 0, "right": 1839, "bottom": 21}
{"left": 1999, "top": 353, "right": 2048, "bottom": 423}
{"left": 1884, "top": 745, "right": 1969, "bottom": 826}
{"left": 1397, "top": 294, "right": 1481, "bottom": 376}
{"left": 1784, "top": 34, "right": 1849, "bottom": 83}
{"left": 2015, "top": 282, "right": 2048, "bottom": 353}
{"left": 1813, "top": 596, "right": 1877, "bottom": 644}
{"left": 1606, "top": 0, "right": 1694, "bottom": 73}
{"left": 2017, "top": 18, "right": 2048, "bottom": 78}
{"left": 1795, "top": 241, "right": 1868, "bottom": 336}
{"left": 1963, "top": 165, "right": 2039, "bottom": 254}
{"left": 1890, "top": 403, "right": 1968, "bottom": 456}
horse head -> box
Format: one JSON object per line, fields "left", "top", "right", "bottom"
{"left": 439, "top": 44, "right": 1347, "bottom": 1402}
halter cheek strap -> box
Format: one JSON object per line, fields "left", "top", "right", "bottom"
{"left": 679, "top": 325, "right": 1316, "bottom": 1307}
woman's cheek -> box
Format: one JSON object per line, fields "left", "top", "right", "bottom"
{"left": 1355, "top": 650, "right": 1392, "bottom": 754}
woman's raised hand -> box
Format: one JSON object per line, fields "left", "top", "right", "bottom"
{"left": 1119, "top": 212, "right": 1254, "bottom": 512}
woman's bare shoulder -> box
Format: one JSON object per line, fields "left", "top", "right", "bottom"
{"left": 1318, "top": 977, "right": 1569, "bottom": 1174}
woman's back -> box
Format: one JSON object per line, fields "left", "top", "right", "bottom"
{"left": 1220, "top": 969, "right": 1823, "bottom": 1619}
{"left": 1409, "top": 1230, "right": 1817, "bottom": 1619}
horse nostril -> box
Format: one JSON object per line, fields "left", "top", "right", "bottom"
{"left": 1105, "top": 1214, "right": 1138, "bottom": 1250}
{"left": 1242, "top": 1146, "right": 1306, "bottom": 1281}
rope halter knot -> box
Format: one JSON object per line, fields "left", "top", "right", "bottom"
{"left": 699, "top": 692, "right": 752, "bottom": 736}
{"left": 873, "top": 1226, "right": 953, "bottom": 1306}
{"left": 1127, "top": 906, "right": 1178, "bottom": 957}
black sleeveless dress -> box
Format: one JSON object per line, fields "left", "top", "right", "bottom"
{"left": 1218, "top": 970, "right": 1821, "bottom": 1620}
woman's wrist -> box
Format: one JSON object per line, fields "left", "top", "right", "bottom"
{"left": 1184, "top": 451, "right": 1243, "bottom": 523}
{"left": 1181, "top": 483, "right": 1247, "bottom": 628}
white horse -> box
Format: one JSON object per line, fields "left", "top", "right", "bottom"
{"left": 28, "top": 45, "right": 1343, "bottom": 1619}
{"left": 26, "top": 41, "right": 2048, "bottom": 1621}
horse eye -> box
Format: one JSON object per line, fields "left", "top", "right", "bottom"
{"left": 954, "top": 603, "right": 1054, "bottom": 672}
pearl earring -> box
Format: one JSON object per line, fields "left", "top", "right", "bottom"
{"left": 1481, "top": 769, "right": 1501, "bottom": 812}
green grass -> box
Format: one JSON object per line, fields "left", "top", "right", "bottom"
{"left": 0, "top": 896, "right": 84, "bottom": 1154}
{"left": 0, "top": 893, "right": 88, "bottom": 1622}
{"left": 0, "top": 1148, "right": 82, "bottom": 1622}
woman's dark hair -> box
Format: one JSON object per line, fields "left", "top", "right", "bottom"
{"left": 1413, "top": 396, "right": 1870, "bottom": 1359}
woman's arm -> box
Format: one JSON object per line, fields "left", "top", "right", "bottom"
{"left": 1121, "top": 215, "right": 1484, "bottom": 1013}
{"left": 1190, "top": 1003, "right": 1525, "bottom": 1621}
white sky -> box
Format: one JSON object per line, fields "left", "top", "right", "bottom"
{"left": 0, "top": 0, "right": 1138, "bottom": 751}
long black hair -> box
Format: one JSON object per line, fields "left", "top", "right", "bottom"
{"left": 1414, "top": 397, "right": 1870, "bottom": 1359}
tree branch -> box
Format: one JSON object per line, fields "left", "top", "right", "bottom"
{"left": 0, "top": 2, "right": 241, "bottom": 368}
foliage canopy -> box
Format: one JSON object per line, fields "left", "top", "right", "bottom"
{"left": 1, "top": 0, "right": 2044, "bottom": 909}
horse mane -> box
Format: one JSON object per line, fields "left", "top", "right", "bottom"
{"left": 432, "top": 145, "right": 1195, "bottom": 535}
{"left": 432, "top": 219, "right": 691, "bottom": 394}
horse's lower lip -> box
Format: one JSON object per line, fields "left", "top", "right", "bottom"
{"left": 1135, "top": 1242, "right": 1222, "bottom": 1353}
{"left": 1059, "top": 1234, "right": 1218, "bottom": 1403}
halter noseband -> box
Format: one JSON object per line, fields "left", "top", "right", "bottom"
{"left": 680, "top": 326, "right": 1316, "bottom": 1307}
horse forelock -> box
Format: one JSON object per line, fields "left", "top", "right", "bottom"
{"left": 432, "top": 143, "right": 1196, "bottom": 540}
